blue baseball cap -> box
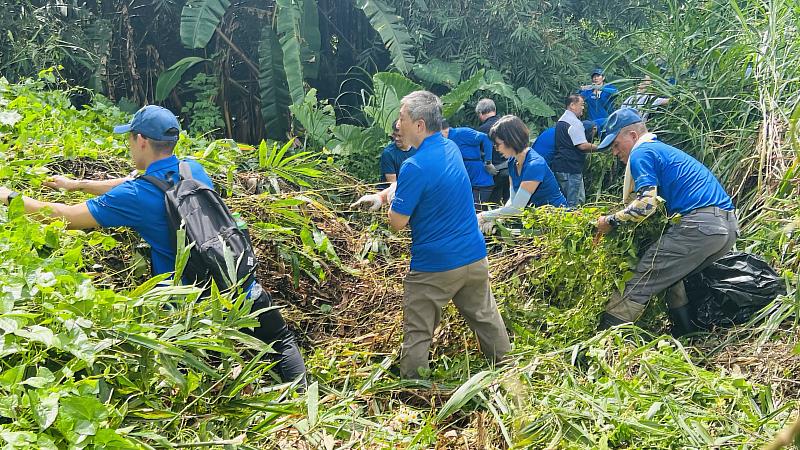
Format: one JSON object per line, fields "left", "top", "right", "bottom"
{"left": 598, "top": 108, "right": 643, "bottom": 150}
{"left": 591, "top": 67, "right": 605, "bottom": 76}
{"left": 113, "top": 105, "right": 181, "bottom": 141}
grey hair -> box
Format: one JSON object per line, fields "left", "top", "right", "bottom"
{"left": 401, "top": 90, "right": 443, "bottom": 132}
{"left": 622, "top": 121, "right": 648, "bottom": 135}
{"left": 475, "top": 98, "right": 496, "bottom": 115}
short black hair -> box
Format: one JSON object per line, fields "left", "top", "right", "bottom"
{"left": 441, "top": 119, "right": 450, "bottom": 129}
{"left": 566, "top": 94, "right": 583, "bottom": 108}
{"left": 488, "top": 115, "right": 529, "bottom": 154}
{"left": 131, "top": 131, "right": 177, "bottom": 154}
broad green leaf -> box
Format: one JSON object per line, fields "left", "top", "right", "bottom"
{"left": 442, "top": 69, "right": 485, "bottom": 118}
{"left": 300, "top": 0, "right": 321, "bottom": 80}
{"left": 180, "top": 0, "right": 231, "bottom": 48}
{"left": 354, "top": 0, "right": 415, "bottom": 73}
{"left": 276, "top": 0, "right": 306, "bottom": 105}
{"left": 259, "top": 26, "right": 291, "bottom": 139}
{"left": 29, "top": 391, "right": 59, "bottom": 430}
{"left": 412, "top": 59, "right": 462, "bottom": 86}
{"left": 307, "top": 381, "right": 319, "bottom": 428}
{"left": 436, "top": 370, "right": 496, "bottom": 422}
{"left": 369, "top": 72, "right": 422, "bottom": 133}
{"left": 22, "top": 366, "right": 55, "bottom": 388}
{"left": 155, "top": 57, "right": 208, "bottom": 102}
{"left": 290, "top": 89, "right": 335, "bottom": 147}
{"left": 516, "top": 87, "right": 555, "bottom": 117}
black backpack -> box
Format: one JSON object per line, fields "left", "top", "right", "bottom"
{"left": 140, "top": 161, "right": 257, "bottom": 292}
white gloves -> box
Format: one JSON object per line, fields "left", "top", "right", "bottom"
{"left": 477, "top": 213, "right": 496, "bottom": 235}
{"left": 350, "top": 194, "right": 383, "bottom": 211}
{"left": 480, "top": 220, "right": 496, "bottom": 235}
{"left": 484, "top": 163, "right": 499, "bottom": 176}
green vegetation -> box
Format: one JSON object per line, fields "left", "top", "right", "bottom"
{"left": 1, "top": 0, "right": 800, "bottom": 447}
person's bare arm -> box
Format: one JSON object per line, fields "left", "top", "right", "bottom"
{"left": 577, "top": 142, "right": 599, "bottom": 153}
{"left": 387, "top": 209, "right": 410, "bottom": 231}
{"left": 384, "top": 173, "right": 397, "bottom": 183}
{"left": 0, "top": 187, "right": 99, "bottom": 230}
{"left": 44, "top": 174, "right": 133, "bottom": 196}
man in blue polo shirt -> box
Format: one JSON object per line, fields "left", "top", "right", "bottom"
{"left": 0, "top": 105, "right": 307, "bottom": 383}
{"left": 441, "top": 120, "right": 495, "bottom": 211}
{"left": 594, "top": 108, "right": 738, "bottom": 336}
{"left": 579, "top": 67, "right": 618, "bottom": 128}
{"left": 351, "top": 91, "right": 511, "bottom": 379}
{"left": 379, "top": 120, "right": 417, "bottom": 189}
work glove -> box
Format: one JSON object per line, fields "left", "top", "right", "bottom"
{"left": 480, "top": 220, "right": 496, "bottom": 235}
{"left": 350, "top": 193, "right": 383, "bottom": 211}
{"left": 477, "top": 212, "right": 496, "bottom": 235}
{"left": 484, "top": 162, "right": 498, "bottom": 176}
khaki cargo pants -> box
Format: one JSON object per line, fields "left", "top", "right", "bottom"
{"left": 606, "top": 206, "right": 739, "bottom": 322}
{"left": 399, "top": 258, "right": 511, "bottom": 379}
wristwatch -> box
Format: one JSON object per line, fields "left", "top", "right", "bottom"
{"left": 5, "top": 191, "right": 20, "bottom": 206}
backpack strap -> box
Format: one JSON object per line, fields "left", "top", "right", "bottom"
{"left": 179, "top": 161, "right": 194, "bottom": 180}
{"left": 139, "top": 174, "right": 173, "bottom": 193}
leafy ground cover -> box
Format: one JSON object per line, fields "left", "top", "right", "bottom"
{"left": 0, "top": 76, "right": 798, "bottom": 449}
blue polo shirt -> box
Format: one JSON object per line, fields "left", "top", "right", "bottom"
{"left": 579, "top": 84, "right": 618, "bottom": 122}
{"left": 509, "top": 150, "right": 567, "bottom": 207}
{"left": 86, "top": 155, "right": 214, "bottom": 276}
{"left": 446, "top": 127, "right": 494, "bottom": 188}
{"left": 630, "top": 140, "right": 734, "bottom": 215}
{"left": 391, "top": 132, "right": 487, "bottom": 272}
{"left": 379, "top": 142, "right": 418, "bottom": 185}
{"left": 531, "top": 126, "right": 556, "bottom": 165}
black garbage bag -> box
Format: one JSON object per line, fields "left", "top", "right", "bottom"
{"left": 685, "top": 252, "right": 786, "bottom": 329}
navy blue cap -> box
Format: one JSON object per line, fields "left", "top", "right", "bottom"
{"left": 591, "top": 67, "right": 605, "bottom": 76}
{"left": 598, "top": 108, "right": 643, "bottom": 150}
{"left": 113, "top": 105, "right": 180, "bottom": 141}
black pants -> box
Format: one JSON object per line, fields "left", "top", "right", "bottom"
{"left": 246, "top": 291, "right": 307, "bottom": 386}
{"left": 472, "top": 186, "right": 493, "bottom": 212}
{"left": 488, "top": 169, "right": 510, "bottom": 205}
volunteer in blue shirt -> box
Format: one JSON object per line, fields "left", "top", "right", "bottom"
{"left": 379, "top": 120, "right": 417, "bottom": 189}
{"left": 441, "top": 120, "right": 495, "bottom": 211}
{"left": 477, "top": 115, "right": 566, "bottom": 233}
{"left": 579, "top": 68, "right": 618, "bottom": 128}
{"left": 0, "top": 105, "right": 307, "bottom": 384}
{"left": 351, "top": 91, "right": 511, "bottom": 379}
{"left": 475, "top": 98, "right": 510, "bottom": 205}
{"left": 594, "top": 108, "right": 738, "bottom": 336}
{"left": 531, "top": 126, "right": 556, "bottom": 165}
{"left": 532, "top": 121, "right": 596, "bottom": 166}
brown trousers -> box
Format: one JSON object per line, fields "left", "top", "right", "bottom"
{"left": 399, "top": 258, "right": 511, "bottom": 379}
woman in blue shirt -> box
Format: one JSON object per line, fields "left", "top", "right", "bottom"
{"left": 478, "top": 115, "right": 567, "bottom": 233}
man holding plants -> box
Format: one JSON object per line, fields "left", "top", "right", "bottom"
{"left": 0, "top": 105, "right": 307, "bottom": 384}
{"left": 594, "top": 108, "right": 738, "bottom": 336}
{"left": 351, "top": 91, "right": 511, "bottom": 379}
{"left": 550, "top": 94, "right": 600, "bottom": 207}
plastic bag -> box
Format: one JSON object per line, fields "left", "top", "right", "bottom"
{"left": 685, "top": 252, "right": 786, "bottom": 329}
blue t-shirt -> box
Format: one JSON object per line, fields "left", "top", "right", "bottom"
{"left": 447, "top": 127, "right": 494, "bottom": 188}
{"left": 579, "top": 84, "right": 618, "bottom": 122}
{"left": 531, "top": 126, "right": 556, "bottom": 165}
{"left": 379, "top": 142, "right": 418, "bottom": 184}
{"left": 509, "top": 150, "right": 567, "bottom": 207}
{"left": 391, "top": 133, "right": 487, "bottom": 272}
{"left": 87, "top": 155, "right": 215, "bottom": 276}
{"left": 630, "top": 140, "right": 734, "bottom": 215}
